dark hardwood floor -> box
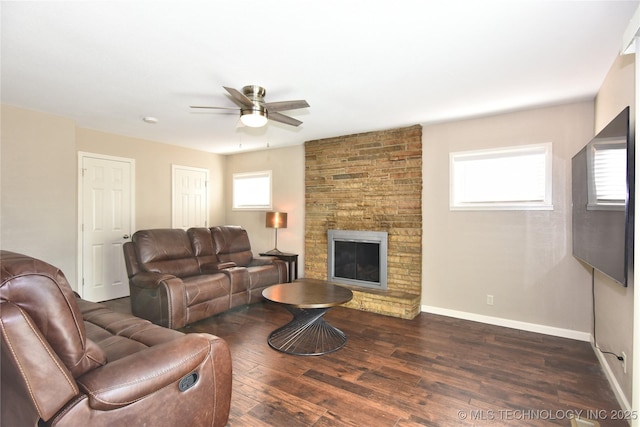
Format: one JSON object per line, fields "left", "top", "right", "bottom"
{"left": 102, "top": 298, "right": 626, "bottom": 426}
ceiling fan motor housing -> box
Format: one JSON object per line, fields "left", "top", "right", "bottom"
{"left": 242, "top": 85, "right": 266, "bottom": 105}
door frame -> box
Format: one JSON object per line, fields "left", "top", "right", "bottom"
{"left": 77, "top": 151, "right": 136, "bottom": 299}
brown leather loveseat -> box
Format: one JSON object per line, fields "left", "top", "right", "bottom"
{"left": 0, "top": 250, "right": 232, "bottom": 427}
{"left": 123, "top": 225, "right": 288, "bottom": 329}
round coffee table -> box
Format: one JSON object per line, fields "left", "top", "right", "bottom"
{"left": 262, "top": 278, "right": 353, "bottom": 356}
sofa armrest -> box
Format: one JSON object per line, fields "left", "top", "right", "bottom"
{"left": 129, "top": 274, "right": 188, "bottom": 328}
{"left": 76, "top": 334, "right": 220, "bottom": 411}
{"left": 130, "top": 271, "right": 177, "bottom": 289}
{"left": 200, "top": 261, "right": 236, "bottom": 273}
{"left": 249, "top": 256, "right": 276, "bottom": 266}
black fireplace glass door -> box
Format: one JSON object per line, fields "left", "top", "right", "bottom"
{"left": 334, "top": 241, "right": 380, "bottom": 283}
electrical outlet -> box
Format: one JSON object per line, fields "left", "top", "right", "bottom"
{"left": 621, "top": 352, "right": 627, "bottom": 374}
{"left": 486, "top": 295, "right": 494, "bottom": 305}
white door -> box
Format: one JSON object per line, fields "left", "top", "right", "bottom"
{"left": 79, "top": 153, "right": 135, "bottom": 302}
{"left": 172, "top": 165, "right": 209, "bottom": 229}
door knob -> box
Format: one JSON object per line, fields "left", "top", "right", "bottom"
{"left": 123, "top": 234, "right": 130, "bottom": 239}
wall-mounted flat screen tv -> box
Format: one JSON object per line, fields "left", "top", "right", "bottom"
{"left": 571, "top": 106, "right": 633, "bottom": 287}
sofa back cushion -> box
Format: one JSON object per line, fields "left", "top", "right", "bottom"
{"left": 211, "top": 226, "right": 253, "bottom": 267}
{"left": 0, "top": 251, "right": 106, "bottom": 378}
{"left": 187, "top": 227, "right": 219, "bottom": 269}
{"left": 133, "top": 229, "right": 200, "bottom": 277}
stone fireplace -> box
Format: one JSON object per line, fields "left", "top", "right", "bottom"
{"left": 305, "top": 125, "right": 422, "bottom": 319}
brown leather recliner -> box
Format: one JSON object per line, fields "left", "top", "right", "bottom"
{"left": 0, "top": 251, "right": 232, "bottom": 427}
{"left": 124, "top": 226, "right": 287, "bottom": 329}
{"left": 124, "top": 228, "right": 236, "bottom": 329}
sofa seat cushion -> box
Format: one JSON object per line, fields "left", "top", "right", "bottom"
{"left": 183, "top": 273, "right": 231, "bottom": 306}
{"left": 248, "top": 265, "right": 283, "bottom": 289}
{"left": 77, "top": 299, "right": 185, "bottom": 362}
{"left": 84, "top": 323, "right": 149, "bottom": 362}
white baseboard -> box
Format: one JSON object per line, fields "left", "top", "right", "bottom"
{"left": 421, "top": 305, "right": 591, "bottom": 342}
{"left": 591, "top": 340, "right": 632, "bottom": 413}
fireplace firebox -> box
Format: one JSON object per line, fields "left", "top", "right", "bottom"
{"left": 327, "top": 230, "right": 388, "bottom": 290}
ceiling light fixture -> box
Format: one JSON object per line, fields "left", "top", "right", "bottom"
{"left": 142, "top": 116, "right": 158, "bottom": 124}
{"left": 240, "top": 105, "right": 268, "bottom": 128}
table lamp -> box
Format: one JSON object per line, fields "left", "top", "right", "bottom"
{"left": 265, "top": 212, "right": 287, "bottom": 254}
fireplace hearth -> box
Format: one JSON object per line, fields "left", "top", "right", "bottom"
{"left": 328, "top": 230, "right": 388, "bottom": 290}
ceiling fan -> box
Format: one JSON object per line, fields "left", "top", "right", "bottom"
{"left": 191, "top": 85, "right": 309, "bottom": 128}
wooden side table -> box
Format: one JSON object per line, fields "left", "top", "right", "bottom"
{"left": 260, "top": 252, "right": 298, "bottom": 283}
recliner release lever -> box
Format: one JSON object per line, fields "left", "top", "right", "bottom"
{"left": 178, "top": 372, "right": 199, "bottom": 391}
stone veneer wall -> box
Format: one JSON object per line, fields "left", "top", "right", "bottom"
{"left": 305, "top": 125, "right": 422, "bottom": 319}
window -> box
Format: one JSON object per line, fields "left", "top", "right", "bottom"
{"left": 232, "top": 170, "right": 272, "bottom": 210}
{"left": 450, "top": 143, "right": 552, "bottom": 210}
{"left": 587, "top": 140, "right": 626, "bottom": 210}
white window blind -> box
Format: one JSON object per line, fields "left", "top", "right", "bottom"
{"left": 588, "top": 141, "right": 626, "bottom": 209}
{"left": 450, "top": 143, "right": 552, "bottom": 210}
{"left": 232, "top": 170, "right": 272, "bottom": 210}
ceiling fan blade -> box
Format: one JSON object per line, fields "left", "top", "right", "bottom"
{"left": 264, "top": 100, "right": 309, "bottom": 112}
{"left": 269, "top": 112, "right": 303, "bottom": 127}
{"left": 223, "top": 86, "right": 255, "bottom": 108}
{"left": 190, "top": 105, "right": 239, "bottom": 110}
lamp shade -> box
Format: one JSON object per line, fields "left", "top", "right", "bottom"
{"left": 266, "top": 212, "right": 287, "bottom": 229}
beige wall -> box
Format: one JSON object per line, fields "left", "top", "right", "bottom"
{"left": 1, "top": 105, "right": 227, "bottom": 292}
{"left": 1, "top": 106, "right": 78, "bottom": 283}
{"left": 225, "top": 145, "right": 306, "bottom": 275}
{"left": 593, "top": 52, "right": 635, "bottom": 404}
{"left": 76, "top": 128, "right": 226, "bottom": 229}
{"left": 422, "top": 101, "right": 595, "bottom": 333}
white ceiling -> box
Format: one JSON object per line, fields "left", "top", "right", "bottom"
{"left": 2, "top": 1, "right": 638, "bottom": 154}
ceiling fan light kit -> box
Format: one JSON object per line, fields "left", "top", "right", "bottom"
{"left": 191, "top": 84, "right": 309, "bottom": 128}
{"left": 240, "top": 105, "right": 269, "bottom": 127}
